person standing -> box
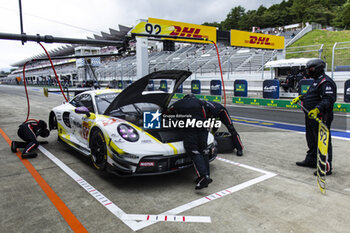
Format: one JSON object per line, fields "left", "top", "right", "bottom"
{"left": 291, "top": 58, "right": 336, "bottom": 175}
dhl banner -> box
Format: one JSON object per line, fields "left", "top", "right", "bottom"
{"left": 230, "top": 29, "right": 284, "bottom": 50}
{"left": 131, "top": 18, "right": 217, "bottom": 44}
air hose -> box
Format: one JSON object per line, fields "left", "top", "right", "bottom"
{"left": 38, "top": 42, "right": 68, "bottom": 102}
{"left": 210, "top": 40, "right": 226, "bottom": 107}
{"left": 22, "top": 42, "right": 68, "bottom": 122}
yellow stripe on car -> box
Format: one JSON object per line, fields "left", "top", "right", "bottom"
{"left": 129, "top": 123, "right": 178, "bottom": 155}
{"left": 167, "top": 143, "right": 178, "bottom": 155}
{"left": 108, "top": 137, "right": 125, "bottom": 155}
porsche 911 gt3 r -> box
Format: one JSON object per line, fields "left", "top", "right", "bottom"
{"left": 49, "top": 70, "right": 217, "bottom": 176}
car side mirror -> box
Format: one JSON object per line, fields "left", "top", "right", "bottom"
{"left": 75, "top": 106, "right": 91, "bottom": 117}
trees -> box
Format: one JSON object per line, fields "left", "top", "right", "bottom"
{"left": 342, "top": 0, "right": 350, "bottom": 28}
{"left": 202, "top": 0, "right": 348, "bottom": 31}
{"left": 221, "top": 6, "right": 245, "bottom": 30}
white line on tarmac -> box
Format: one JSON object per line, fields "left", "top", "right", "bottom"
{"left": 131, "top": 157, "right": 277, "bottom": 231}
{"left": 123, "top": 214, "right": 211, "bottom": 223}
{"left": 38, "top": 146, "right": 140, "bottom": 231}
{"left": 38, "top": 146, "right": 277, "bottom": 231}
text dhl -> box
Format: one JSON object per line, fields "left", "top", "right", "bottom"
{"left": 245, "top": 36, "right": 275, "bottom": 46}
{"left": 170, "top": 26, "right": 208, "bottom": 39}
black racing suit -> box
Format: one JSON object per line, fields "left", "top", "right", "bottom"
{"left": 170, "top": 96, "right": 210, "bottom": 178}
{"left": 202, "top": 101, "right": 243, "bottom": 151}
{"left": 300, "top": 73, "right": 337, "bottom": 168}
{"left": 16, "top": 121, "right": 45, "bottom": 154}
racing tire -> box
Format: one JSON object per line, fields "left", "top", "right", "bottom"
{"left": 90, "top": 128, "right": 108, "bottom": 171}
{"left": 214, "top": 132, "right": 234, "bottom": 153}
{"left": 49, "top": 112, "right": 61, "bottom": 142}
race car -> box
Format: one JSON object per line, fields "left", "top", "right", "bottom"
{"left": 49, "top": 70, "right": 217, "bottom": 176}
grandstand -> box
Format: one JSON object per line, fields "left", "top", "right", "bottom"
{"left": 4, "top": 23, "right": 309, "bottom": 86}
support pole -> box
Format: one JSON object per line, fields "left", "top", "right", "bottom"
{"left": 136, "top": 36, "right": 149, "bottom": 79}
{"left": 18, "top": 0, "right": 24, "bottom": 44}
{"left": 331, "top": 42, "right": 337, "bottom": 79}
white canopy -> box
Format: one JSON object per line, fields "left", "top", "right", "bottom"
{"left": 265, "top": 58, "right": 316, "bottom": 68}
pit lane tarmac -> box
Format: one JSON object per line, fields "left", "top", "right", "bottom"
{"left": 1, "top": 85, "right": 350, "bottom": 233}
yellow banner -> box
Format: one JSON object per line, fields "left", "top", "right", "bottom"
{"left": 318, "top": 123, "right": 329, "bottom": 155}
{"left": 231, "top": 30, "right": 284, "bottom": 49}
{"left": 131, "top": 18, "right": 217, "bottom": 44}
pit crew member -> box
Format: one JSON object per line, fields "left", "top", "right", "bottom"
{"left": 201, "top": 100, "right": 243, "bottom": 156}
{"left": 11, "top": 120, "right": 50, "bottom": 158}
{"left": 169, "top": 94, "right": 213, "bottom": 190}
{"left": 291, "top": 58, "right": 336, "bottom": 176}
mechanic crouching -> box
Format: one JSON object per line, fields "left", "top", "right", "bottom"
{"left": 201, "top": 100, "right": 243, "bottom": 156}
{"left": 170, "top": 94, "right": 213, "bottom": 190}
{"left": 11, "top": 120, "right": 50, "bottom": 158}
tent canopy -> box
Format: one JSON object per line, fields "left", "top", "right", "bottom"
{"left": 265, "top": 58, "right": 316, "bottom": 68}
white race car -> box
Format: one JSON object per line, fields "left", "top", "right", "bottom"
{"left": 49, "top": 70, "right": 217, "bottom": 176}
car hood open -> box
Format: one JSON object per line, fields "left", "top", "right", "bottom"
{"left": 104, "top": 70, "right": 191, "bottom": 115}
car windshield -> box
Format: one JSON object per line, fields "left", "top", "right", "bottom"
{"left": 109, "top": 103, "right": 160, "bottom": 115}
{"left": 95, "top": 93, "right": 119, "bottom": 114}
{"left": 106, "top": 102, "right": 159, "bottom": 126}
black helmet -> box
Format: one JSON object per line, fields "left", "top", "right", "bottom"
{"left": 36, "top": 120, "right": 48, "bottom": 137}
{"left": 39, "top": 129, "right": 50, "bottom": 138}
{"left": 306, "top": 58, "right": 325, "bottom": 79}
{"left": 183, "top": 93, "right": 196, "bottom": 99}
{"left": 38, "top": 120, "right": 47, "bottom": 130}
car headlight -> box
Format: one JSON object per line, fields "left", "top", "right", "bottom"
{"left": 117, "top": 123, "right": 139, "bottom": 142}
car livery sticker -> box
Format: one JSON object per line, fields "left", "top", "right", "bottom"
{"left": 82, "top": 121, "right": 91, "bottom": 140}
{"left": 102, "top": 118, "right": 121, "bottom": 127}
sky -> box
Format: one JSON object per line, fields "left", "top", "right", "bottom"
{"left": 0, "top": 0, "right": 283, "bottom": 71}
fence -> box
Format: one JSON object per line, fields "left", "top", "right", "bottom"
{"left": 286, "top": 44, "right": 324, "bottom": 60}
{"left": 286, "top": 41, "right": 350, "bottom": 74}
{"left": 332, "top": 41, "right": 350, "bottom": 79}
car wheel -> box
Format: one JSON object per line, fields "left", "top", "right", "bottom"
{"left": 49, "top": 112, "right": 61, "bottom": 141}
{"left": 90, "top": 128, "right": 107, "bottom": 170}
{"left": 214, "top": 132, "right": 234, "bottom": 153}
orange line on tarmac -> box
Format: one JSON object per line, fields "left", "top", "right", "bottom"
{"left": 0, "top": 128, "right": 88, "bottom": 233}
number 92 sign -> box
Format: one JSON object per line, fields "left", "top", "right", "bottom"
{"left": 130, "top": 18, "right": 217, "bottom": 44}
{"left": 131, "top": 21, "right": 175, "bottom": 37}
{"left": 318, "top": 123, "right": 329, "bottom": 155}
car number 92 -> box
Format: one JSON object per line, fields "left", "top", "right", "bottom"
{"left": 82, "top": 122, "right": 90, "bottom": 140}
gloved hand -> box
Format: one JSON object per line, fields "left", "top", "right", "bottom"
{"left": 308, "top": 108, "right": 320, "bottom": 120}
{"left": 291, "top": 95, "right": 302, "bottom": 105}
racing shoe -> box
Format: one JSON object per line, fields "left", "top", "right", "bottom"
{"left": 296, "top": 160, "right": 317, "bottom": 168}
{"left": 194, "top": 175, "right": 211, "bottom": 183}
{"left": 21, "top": 152, "right": 37, "bottom": 159}
{"left": 236, "top": 150, "right": 243, "bottom": 156}
{"left": 194, "top": 177, "right": 201, "bottom": 183}
{"left": 11, "top": 141, "right": 17, "bottom": 153}
{"left": 195, "top": 175, "right": 213, "bottom": 190}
